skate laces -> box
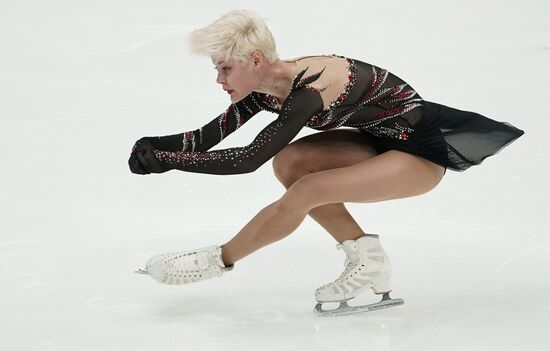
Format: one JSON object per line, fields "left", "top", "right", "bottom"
{"left": 168, "top": 247, "right": 213, "bottom": 275}
{"left": 336, "top": 242, "right": 360, "bottom": 266}
{"left": 322, "top": 242, "right": 360, "bottom": 287}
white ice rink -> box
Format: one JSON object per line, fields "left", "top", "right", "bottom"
{"left": 1, "top": 0, "right": 549, "bottom": 350}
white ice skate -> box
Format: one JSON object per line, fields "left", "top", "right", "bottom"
{"left": 135, "top": 244, "right": 234, "bottom": 285}
{"left": 314, "top": 234, "right": 404, "bottom": 316}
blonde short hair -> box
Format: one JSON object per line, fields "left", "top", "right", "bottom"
{"left": 188, "top": 9, "right": 279, "bottom": 64}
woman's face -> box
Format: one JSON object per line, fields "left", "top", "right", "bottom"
{"left": 212, "top": 55, "right": 259, "bottom": 103}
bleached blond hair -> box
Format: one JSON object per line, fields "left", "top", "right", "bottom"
{"left": 188, "top": 9, "right": 279, "bottom": 64}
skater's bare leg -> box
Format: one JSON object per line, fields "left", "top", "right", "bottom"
{"left": 221, "top": 145, "right": 445, "bottom": 265}
{"left": 221, "top": 198, "right": 304, "bottom": 265}
{"left": 223, "top": 130, "right": 375, "bottom": 264}
{"left": 272, "top": 130, "right": 379, "bottom": 243}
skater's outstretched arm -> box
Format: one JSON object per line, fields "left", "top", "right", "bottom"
{"left": 130, "top": 77, "right": 325, "bottom": 175}
{"left": 130, "top": 91, "right": 269, "bottom": 154}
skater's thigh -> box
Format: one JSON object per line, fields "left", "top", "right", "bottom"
{"left": 273, "top": 128, "right": 379, "bottom": 174}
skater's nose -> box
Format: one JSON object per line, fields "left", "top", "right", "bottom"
{"left": 216, "top": 72, "right": 226, "bottom": 85}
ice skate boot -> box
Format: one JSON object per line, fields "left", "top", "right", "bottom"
{"left": 314, "top": 234, "right": 404, "bottom": 316}
{"left": 135, "top": 245, "right": 234, "bottom": 285}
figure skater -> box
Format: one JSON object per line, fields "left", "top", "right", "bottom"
{"left": 129, "top": 9, "right": 525, "bottom": 316}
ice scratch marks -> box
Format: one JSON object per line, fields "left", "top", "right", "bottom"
{"left": 392, "top": 307, "right": 500, "bottom": 351}
{"left": 100, "top": 29, "right": 186, "bottom": 54}
{"left": 84, "top": 296, "right": 141, "bottom": 309}
{"left": 496, "top": 240, "right": 550, "bottom": 273}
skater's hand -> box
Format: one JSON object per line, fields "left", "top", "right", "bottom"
{"left": 128, "top": 139, "right": 167, "bottom": 174}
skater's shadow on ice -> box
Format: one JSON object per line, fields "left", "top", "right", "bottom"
{"left": 144, "top": 295, "right": 407, "bottom": 326}
{"left": 144, "top": 296, "right": 309, "bottom": 324}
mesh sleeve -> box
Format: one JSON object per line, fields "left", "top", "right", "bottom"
{"left": 152, "top": 87, "right": 324, "bottom": 175}
{"left": 133, "top": 91, "right": 267, "bottom": 153}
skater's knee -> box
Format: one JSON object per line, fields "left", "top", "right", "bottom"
{"left": 279, "top": 176, "right": 320, "bottom": 211}
{"left": 272, "top": 144, "right": 309, "bottom": 186}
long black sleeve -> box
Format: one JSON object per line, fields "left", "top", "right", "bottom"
{"left": 133, "top": 91, "right": 267, "bottom": 153}
{"left": 152, "top": 87, "right": 324, "bottom": 175}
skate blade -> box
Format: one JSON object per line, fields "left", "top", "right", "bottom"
{"left": 134, "top": 268, "right": 149, "bottom": 275}
{"left": 314, "top": 293, "right": 404, "bottom": 317}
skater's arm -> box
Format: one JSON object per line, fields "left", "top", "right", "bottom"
{"left": 132, "top": 87, "right": 324, "bottom": 175}
{"left": 131, "top": 91, "right": 267, "bottom": 153}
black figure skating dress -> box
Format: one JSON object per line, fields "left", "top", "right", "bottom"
{"left": 129, "top": 54, "right": 525, "bottom": 175}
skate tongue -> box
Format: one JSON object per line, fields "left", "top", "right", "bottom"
{"left": 340, "top": 240, "right": 360, "bottom": 263}
{"left": 340, "top": 240, "right": 358, "bottom": 252}
{"left": 212, "top": 246, "right": 234, "bottom": 271}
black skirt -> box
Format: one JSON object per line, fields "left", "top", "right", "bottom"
{"left": 360, "top": 100, "right": 525, "bottom": 172}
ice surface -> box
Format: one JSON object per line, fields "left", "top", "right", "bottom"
{"left": 1, "top": 0, "right": 549, "bottom": 350}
